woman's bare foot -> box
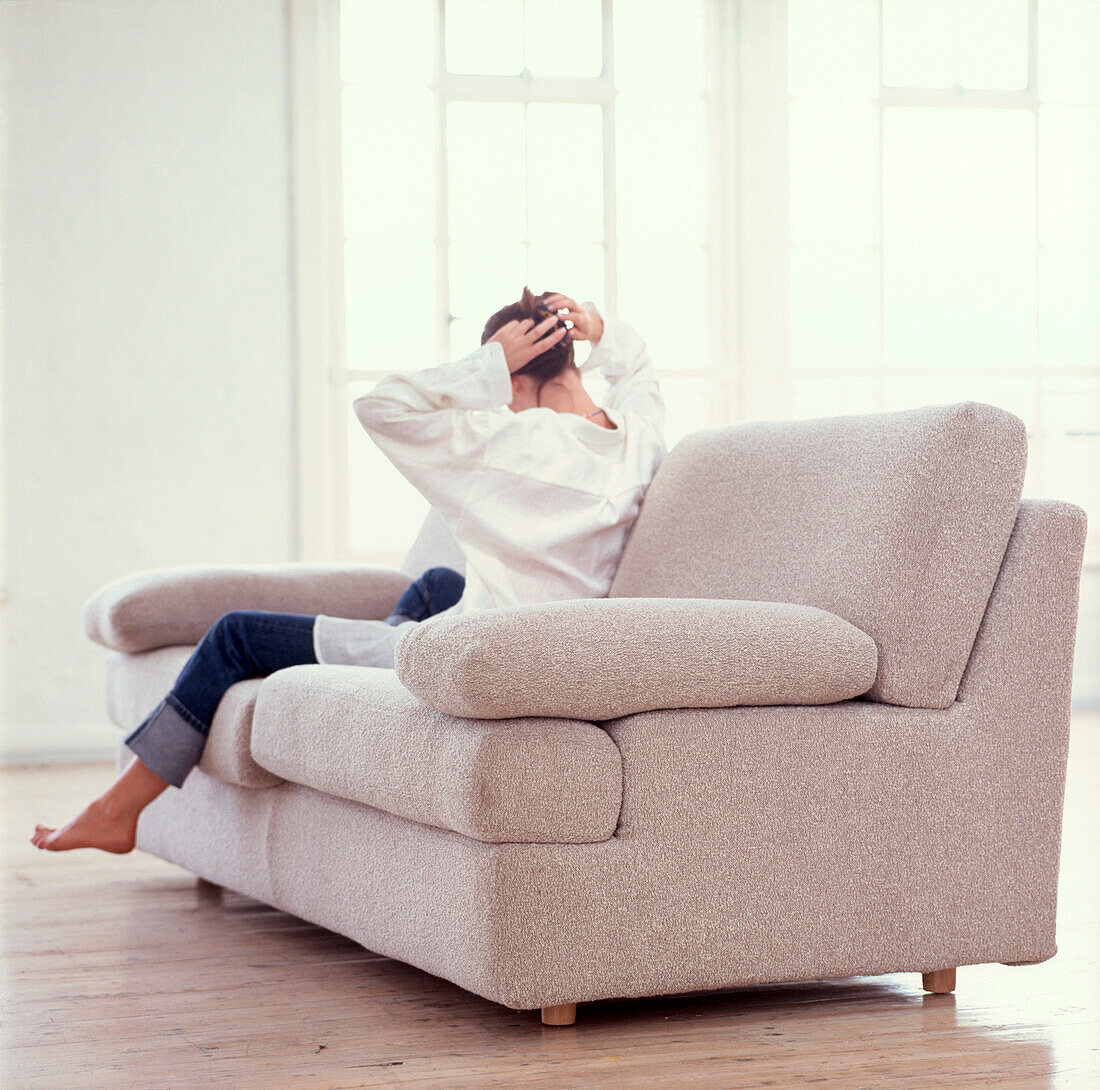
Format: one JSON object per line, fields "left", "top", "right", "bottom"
{"left": 30, "top": 754, "right": 170, "bottom": 854}
{"left": 31, "top": 798, "right": 138, "bottom": 853}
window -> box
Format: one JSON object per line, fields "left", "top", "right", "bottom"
{"left": 332, "top": 0, "right": 721, "bottom": 565}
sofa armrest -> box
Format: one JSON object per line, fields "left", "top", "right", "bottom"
{"left": 393, "top": 597, "right": 878, "bottom": 721}
{"left": 84, "top": 563, "right": 412, "bottom": 652}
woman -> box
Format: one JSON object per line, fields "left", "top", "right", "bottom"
{"left": 32, "top": 288, "right": 666, "bottom": 853}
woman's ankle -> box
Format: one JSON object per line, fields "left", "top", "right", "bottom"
{"left": 99, "top": 757, "right": 172, "bottom": 817}
{"left": 92, "top": 793, "right": 140, "bottom": 821}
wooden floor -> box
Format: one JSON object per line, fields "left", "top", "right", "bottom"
{"left": 4, "top": 716, "right": 1098, "bottom": 1089}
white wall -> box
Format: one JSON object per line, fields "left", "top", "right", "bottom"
{"left": 1, "top": 0, "right": 295, "bottom": 762}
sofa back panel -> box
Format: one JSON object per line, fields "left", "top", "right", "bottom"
{"left": 608, "top": 401, "right": 1027, "bottom": 709}
{"left": 953, "top": 498, "right": 1087, "bottom": 712}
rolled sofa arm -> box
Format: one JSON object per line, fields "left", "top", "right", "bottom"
{"left": 394, "top": 597, "right": 878, "bottom": 721}
{"left": 84, "top": 563, "right": 412, "bottom": 652}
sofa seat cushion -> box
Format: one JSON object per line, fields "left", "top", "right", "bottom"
{"left": 105, "top": 647, "right": 283, "bottom": 789}
{"left": 394, "top": 597, "right": 878, "bottom": 721}
{"left": 250, "top": 666, "right": 622, "bottom": 844}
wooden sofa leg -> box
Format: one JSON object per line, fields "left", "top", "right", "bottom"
{"left": 196, "top": 877, "right": 222, "bottom": 901}
{"left": 922, "top": 968, "right": 956, "bottom": 994}
{"left": 541, "top": 1003, "right": 577, "bottom": 1026}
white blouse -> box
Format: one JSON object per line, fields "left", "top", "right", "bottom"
{"left": 312, "top": 301, "right": 667, "bottom": 666}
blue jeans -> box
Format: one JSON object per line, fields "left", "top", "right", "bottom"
{"left": 386, "top": 565, "right": 466, "bottom": 623}
{"left": 123, "top": 567, "right": 465, "bottom": 789}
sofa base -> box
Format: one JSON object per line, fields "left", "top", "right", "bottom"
{"left": 122, "top": 733, "right": 1059, "bottom": 1016}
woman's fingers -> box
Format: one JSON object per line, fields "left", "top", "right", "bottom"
{"left": 528, "top": 323, "right": 569, "bottom": 352}
{"left": 544, "top": 325, "right": 570, "bottom": 346}
{"left": 524, "top": 314, "right": 560, "bottom": 340}
{"left": 556, "top": 305, "right": 592, "bottom": 339}
{"left": 494, "top": 311, "right": 570, "bottom": 365}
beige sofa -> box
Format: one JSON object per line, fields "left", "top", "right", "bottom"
{"left": 84, "top": 402, "right": 1088, "bottom": 1027}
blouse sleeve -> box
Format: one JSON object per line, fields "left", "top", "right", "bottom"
{"left": 574, "top": 302, "right": 667, "bottom": 436}
{"left": 352, "top": 340, "right": 514, "bottom": 521}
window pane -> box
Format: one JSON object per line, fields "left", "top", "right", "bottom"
{"left": 885, "top": 250, "right": 1037, "bottom": 369}
{"left": 347, "top": 381, "right": 431, "bottom": 556}
{"left": 790, "top": 247, "right": 879, "bottom": 368}
{"left": 527, "top": 104, "right": 604, "bottom": 242}
{"left": 616, "top": 93, "right": 707, "bottom": 242}
{"left": 1038, "top": 0, "right": 1100, "bottom": 105}
{"left": 883, "top": 0, "right": 1029, "bottom": 90}
{"left": 613, "top": 0, "right": 706, "bottom": 91}
{"left": 658, "top": 378, "right": 714, "bottom": 448}
{"left": 1039, "top": 247, "right": 1100, "bottom": 366}
{"left": 449, "top": 242, "right": 526, "bottom": 322}
{"left": 345, "top": 239, "right": 437, "bottom": 368}
{"left": 617, "top": 243, "right": 708, "bottom": 370}
{"left": 343, "top": 87, "right": 436, "bottom": 239}
{"left": 883, "top": 108, "right": 1036, "bottom": 368}
{"left": 790, "top": 375, "right": 880, "bottom": 420}
{"left": 447, "top": 102, "right": 526, "bottom": 240}
{"left": 788, "top": 0, "right": 878, "bottom": 97}
{"left": 527, "top": 243, "right": 605, "bottom": 308}
{"left": 789, "top": 96, "right": 879, "bottom": 246}
{"left": 526, "top": 0, "right": 603, "bottom": 77}
{"left": 1039, "top": 375, "right": 1100, "bottom": 560}
{"left": 445, "top": 0, "right": 524, "bottom": 75}
{"left": 341, "top": 0, "right": 435, "bottom": 85}
{"left": 1039, "top": 105, "right": 1100, "bottom": 248}
{"left": 885, "top": 109, "right": 1036, "bottom": 249}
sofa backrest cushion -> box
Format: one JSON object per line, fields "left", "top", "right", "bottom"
{"left": 608, "top": 401, "right": 1027, "bottom": 709}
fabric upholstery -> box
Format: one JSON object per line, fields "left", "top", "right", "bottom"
{"left": 249, "top": 665, "right": 621, "bottom": 844}
{"left": 394, "top": 597, "right": 878, "bottom": 720}
{"left": 609, "top": 401, "right": 1028, "bottom": 709}
{"left": 84, "top": 563, "right": 411, "bottom": 653}
{"left": 127, "top": 499, "right": 1086, "bottom": 1010}
{"left": 122, "top": 740, "right": 281, "bottom": 907}
{"left": 105, "top": 647, "right": 283, "bottom": 789}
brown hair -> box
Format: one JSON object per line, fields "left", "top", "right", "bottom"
{"left": 481, "top": 285, "right": 576, "bottom": 407}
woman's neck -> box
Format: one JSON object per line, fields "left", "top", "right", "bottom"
{"left": 539, "top": 375, "right": 607, "bottom": 422}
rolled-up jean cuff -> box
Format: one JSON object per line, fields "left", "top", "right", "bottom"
{"left": 123, "top": 693, "right": 207, "bottom": 789}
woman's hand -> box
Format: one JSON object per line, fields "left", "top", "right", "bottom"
{"left": 541, "top": 293, "right": 604, "bottom": 346}
{"left": 487, "top": 314, "right": 570, "bottom": 375}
